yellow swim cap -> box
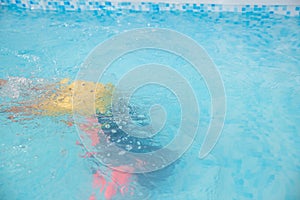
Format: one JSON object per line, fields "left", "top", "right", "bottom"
{"left": 36, "top": 79, "right": 114, "bottom": 116}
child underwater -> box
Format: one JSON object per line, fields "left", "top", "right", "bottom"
{"left": 0, "top": 77, "right": 176, "bottom": 199}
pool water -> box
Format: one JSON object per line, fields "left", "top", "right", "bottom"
{"left": 1, "top": 5, "right": 300, "bottom": 200}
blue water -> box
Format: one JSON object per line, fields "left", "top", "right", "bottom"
{"left": 1, "top": 5, "right": 300, "bottom": 200}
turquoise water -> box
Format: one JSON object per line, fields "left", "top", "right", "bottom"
{"left": 1, "top": 6, "right": 300, "bottom": 200}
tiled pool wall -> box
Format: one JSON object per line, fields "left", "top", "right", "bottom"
{"left": 1, "top": 0, "right": 300, "bottom": 16}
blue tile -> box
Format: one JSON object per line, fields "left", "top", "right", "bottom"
{"left": 58, "top": 5, "right": 65, "bottom": 11}
{"left": 120, "top": 2, "right": 130, "bottom": 6}
{"left": 151, "top": 4, "right": 159, "bottom": 11}
{"left": 1, "top": 1, "right": 299, "bottom": 17}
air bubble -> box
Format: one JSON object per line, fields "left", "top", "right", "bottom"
{"left": 125, "top": 145, "right": 133, "bottom": 151}
{"left": 111, "top": 129, "right": 117, "bottom": 134}
{"left": 137, "top": 114, "right": 145, "bottom": 119}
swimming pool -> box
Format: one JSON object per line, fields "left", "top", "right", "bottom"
{"left": 0, "top": 1, "right": 300, "bottom": 200}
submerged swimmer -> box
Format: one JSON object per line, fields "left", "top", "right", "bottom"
{"left": 1, "top": 77, "right": 176, "bottom": 198}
